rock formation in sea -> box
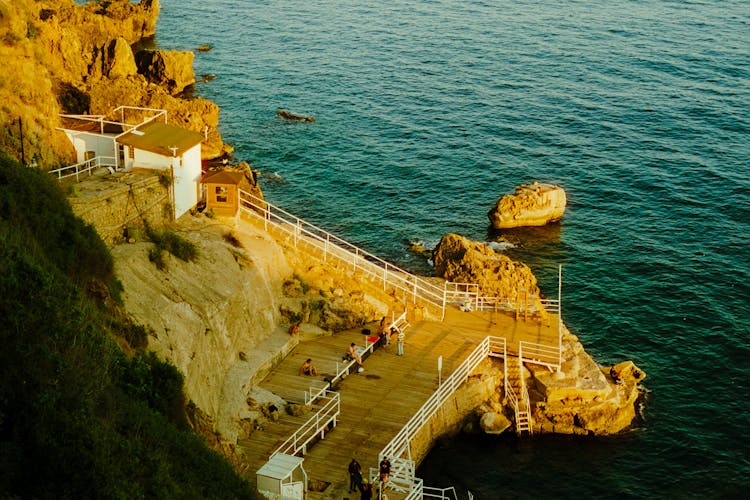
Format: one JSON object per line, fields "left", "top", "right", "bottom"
{"left": 433, "top": 233, "right": 646, "bottom": 435}
{"left": 432, "top": 232, "right": 540, "bottom": 297}
{"left": 487, "top": 181, "right": 567, "bottom": 229}
{"left": 529, "top": 332, "right": 646, "bottom": 434}
{"left": 0, "top": 0, "right": 230, "bottom": 166}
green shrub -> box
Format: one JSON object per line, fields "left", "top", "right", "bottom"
{"left": 223, "top": 231, "right": 243, "bottom": 248}
{"left": 146, "top": 227, "right": 198, "bottom": 269}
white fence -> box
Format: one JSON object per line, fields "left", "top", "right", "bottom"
{"left": 273, "top": 390, "right": 340, "bottom": 457}
{"left": 239, "top": 189, "right": 448, "bottom": 313}
{"left": 380, "top": 336, "right": 505, "bottom": 463}
{"left": 48, "top": 156, "right": 117, "bottom": 181}
{"left": 378, "top": 336, "right": 505, "bottom": 498}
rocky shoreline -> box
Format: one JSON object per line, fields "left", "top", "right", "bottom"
{"left": 3, "top": 0, "right": 647, "bottom": 481}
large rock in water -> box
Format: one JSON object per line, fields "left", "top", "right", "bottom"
{"left": 432, "top": 233, "right": 539, "bottom": 297}
{"left": 529, "top": 332, "right": 648, "bottom": 435}
{"left": 488, "top": 182, "right": 567, "bottom": 229}
{"left": 135, "top": 49, "right": 195, "bottom": 95}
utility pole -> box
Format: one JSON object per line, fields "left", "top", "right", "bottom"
{"left": 18, "top": 117, "right": 25, "bottom": 164}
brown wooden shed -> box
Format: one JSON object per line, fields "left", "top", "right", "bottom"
{"left": 202, "top": 170, "right": 244, "bottom": 217}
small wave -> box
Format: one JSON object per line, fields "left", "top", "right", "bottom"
{"left": 260, "top": 171, "right": 287, "bottom": 184}
{"left": 488, "top": 240, "right": 516, "bottom": 252}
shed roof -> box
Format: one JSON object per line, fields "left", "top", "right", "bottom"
{"left": 202, "top": 170, "right": 244, "bottom": 185}
{"left": 256, "top": 453, "right": 304, "bottom": 480}
{"left": 117, "top": 121, "right": 203, "bottom": 157}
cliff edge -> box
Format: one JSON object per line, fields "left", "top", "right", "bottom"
{"left": 0, "top": 0, "right": 229, "bottom": 167}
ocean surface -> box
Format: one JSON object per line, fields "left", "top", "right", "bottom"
{"left": 156, "top": 1, "right": 750, "bottom": 497}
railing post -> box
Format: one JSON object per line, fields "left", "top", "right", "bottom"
{"left": 294, "top": 219, "right": 300, "bottom": 247}
{"left": 264, "top": 205, "right": 269, "bottom": 231}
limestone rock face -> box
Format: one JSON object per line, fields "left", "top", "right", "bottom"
{"left": 488, "top": 182, "right": 567, "bottom": 229}
{"left": 135, "top": 49, "right": 196, "bottom": 95}
{"left": 432, "top": 233, "right": 540, "bottom": 297}
{"left": 112, "top": 217, "right": 294, "bottom": 441}
{"left": 91, "top": 37, "right": 138, "bottom": 80}
{"left": 0, "top": 0, "right": 232, "bottom": 166}
{"left": 529, "top": 331, "right": 647, "bottom": 435}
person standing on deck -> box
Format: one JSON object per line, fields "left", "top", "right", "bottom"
{"left": 348, "top": 458, "right": 362, "bottom": 493}
{"left": 396, "top": 327, "right": 405, "bottom": 356}
{"left": 379, "top": 457, "right": 391, "bottom": 488}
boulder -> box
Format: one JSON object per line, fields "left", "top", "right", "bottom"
{"left": 488, "top": 182, "right": 566, "bottom": 229}
{"left": 135, "top": 49, "right": 195, "bottom": 95}
{"left": 432, "top": 233, "right": 539, "bottom": 297}
{"left": 480, "top": 412, "right": 512, "bottom": 434}
{"left": 104, "top": 37, "right": 138, "bottom": 79}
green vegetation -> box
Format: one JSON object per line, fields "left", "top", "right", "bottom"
{"left": 147, "top": 227, "right": 198, "bottom": 270}
{"left": 0, "top": 155, "right": 252, "bottom": 498}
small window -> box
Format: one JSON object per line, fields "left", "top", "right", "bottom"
{"left": 215, "top": 186, "right": 228, "bottom": 203}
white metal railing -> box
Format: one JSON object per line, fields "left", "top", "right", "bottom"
{"left": 378, "top": 336, "right": 504, "bottom": 497}
{"left": 506, "top": 371, "right": 521, "bottom": 428}
{"left": 48, "top": 155, "right": 117, "bottom": 181}
{"left": 273, "top": 390, "right": 340, "bottom": 457}
{"left": 238, "top": 189, "right": 565, "bottom": 337}
{"left": 423, "top": 486, "right": 460, "bottom": 499}
{"left": 60, "top": 106, "right": 166, "bottom": 136}
{"left": 238, "top": 189, "right": 447, "bottom": 313}
{"left": 519, "top": 340, "right": 560, "bottom": 370}
{"left": 379, "top": 336, "right": 505, "bottom": 462}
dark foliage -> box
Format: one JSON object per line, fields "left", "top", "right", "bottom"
{"left": 0, "top": 155, "right": 252, "bottom": 498}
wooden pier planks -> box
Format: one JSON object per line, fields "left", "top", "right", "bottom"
{"left": 238, "top": 307, "right": 558, "bottom": 498}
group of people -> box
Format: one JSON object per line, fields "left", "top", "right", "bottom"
{"left": 298, "top": 341, "right": 367, "bottom": 378}
{"left": 297, "top": 316, "right": 408, "bottom": 379}
{"left": 348, "top": 457, "right": 391, "bottom": 500}
{"left": 377, "top": 317, "right": 405, "bottom": 356}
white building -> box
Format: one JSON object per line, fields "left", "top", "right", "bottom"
{"left": 57, "top": 106, "right": 204, "bottom": 219}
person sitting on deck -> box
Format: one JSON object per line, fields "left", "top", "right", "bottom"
{"left": 346, "top": 342, "right": 364, "bottom": 372}
{"left": 299, "top": 358, "right": 318, "bottom": 376}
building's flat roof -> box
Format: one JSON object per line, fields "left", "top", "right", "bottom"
{"left": 117, "top": 121, "right": 203, "bottom": 157}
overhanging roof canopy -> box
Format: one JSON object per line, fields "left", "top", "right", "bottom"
{"left": 256, "top": 453, "right": 304, "bottom": 481}
{"left": 117, "top": 121, "right": 203, "bottom": 157}
{"left": 202, "top": 170, "right": 244, "bottom": 185}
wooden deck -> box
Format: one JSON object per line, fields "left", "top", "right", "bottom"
{"left": 238, "top": 307, "right": 558, "bottom": 498}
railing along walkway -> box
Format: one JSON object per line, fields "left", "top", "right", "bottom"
{"left": 273, "top": 390, "right": 340, "bottom": 458}
{"left": 239, "top": 189, "right": 448, "bottom": 313}
{"left": 378, "top": 336, "right": 506, "bottom": 497}
{"left": 48, "top": 155, "right": 117, "bottom": 181}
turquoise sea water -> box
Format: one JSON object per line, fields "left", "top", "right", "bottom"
{"left": 156, "top": 1, "right": 749, "bottom": 497}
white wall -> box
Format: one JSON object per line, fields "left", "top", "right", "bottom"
{"left": 132, "top": 149, "right": 172, "bottom": 170}
{"left": 172, "top": 144, "right": 202, "bottom": 219}
{"left": 64, "top": 132, "right": 116, "bottom": 163}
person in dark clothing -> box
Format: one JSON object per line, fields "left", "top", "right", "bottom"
{"left": 348, "top": 458, "right": 362, "bottom": 493}
{"left": 379, "top": 457, "right": 391, "bottom": 487}
{"left": 360, "top": 479, "right": 373, "bottom": 500}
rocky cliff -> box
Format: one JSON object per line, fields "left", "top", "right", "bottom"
{"left": 0, "top": 0, "right": 229, "bottom": 166}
